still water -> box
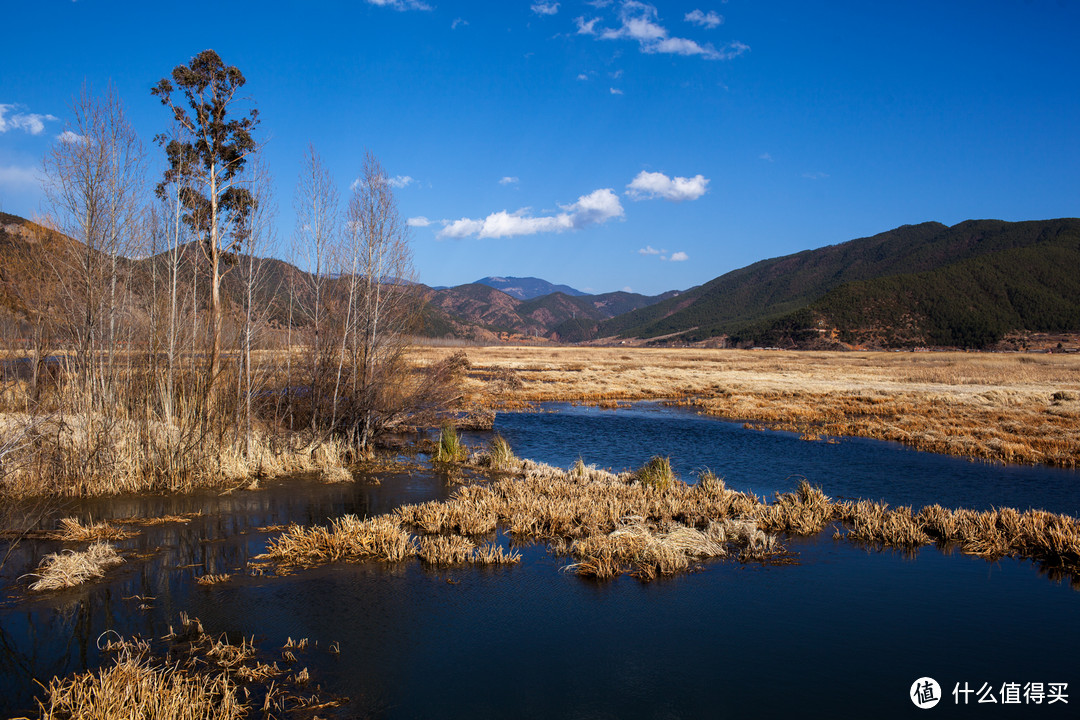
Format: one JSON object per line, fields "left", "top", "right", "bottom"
{"left": 1, "top": 403, "right": 1077, "bottom": 718}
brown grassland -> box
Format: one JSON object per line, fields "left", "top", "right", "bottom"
{"left": 420, "top": 345, "right": 1080, "bottom": 467}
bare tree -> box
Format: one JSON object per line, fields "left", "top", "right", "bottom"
{"left": 292, "top": 145, "right": 339, "bottom": 431}
{"left": 233, "top": 156, "right": 277, "bottom": 457}
{"left": 341, "top": 152, "right": 418, "bottom": 449}
{"left": 42, "top": 82, "right": 144, "bottom": 403}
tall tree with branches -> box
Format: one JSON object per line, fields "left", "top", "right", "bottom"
{"left": 292, "top": 145, "right": 339, "bottom": 432}
{"left": 42, "top": 82, "right": 144, "bottom": 403}
{"left": 152, "top": 49, "right": 258, "bottom": 395}
{"left": 342, "top": 152, "right": 418, "bottom": 449}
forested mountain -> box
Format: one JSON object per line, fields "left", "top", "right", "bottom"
{"left": 595, "top": 219, "right": 1080, "bottom": 348}
{"left": 5, "top": 212, "right": 1077, "bottom": 349}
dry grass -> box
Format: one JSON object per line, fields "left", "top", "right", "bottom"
{"left": 633, "top": 456, "right": 675, "bottom": 491}
{"left": 258, "top": 514, "right": 416, "bottom": 565}
{"left": 476, "top": 434, "right": 519, "bottom": 472}
{"left": 419, "top": 346, "right": 1080, "bottom": 467}
{"left": 31, "top": 611, "right": 342, "bottom": 720}
{"left": 33, "top": 642, "right": 245, "bottom": 720}
{"left": 0, "top": 404, "right": 355, "bottom": 498}
{"left": 265, "top": 454, "right": 783, "bottom": 581}
{"left": 26, "top": 542, "right": 124, "bottom": 591}
{"left": 195, "top": 573, "right": 231, "bottom": 585}
{"left": 50, "top": 516, "right": 131, "bottom": 542}
{"left": 259, "top": 422, "right": 1080, "bottom": 582}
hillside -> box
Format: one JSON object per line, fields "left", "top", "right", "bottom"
{"left": 0, "top": 213, "right": 669, "bottom": 344}
{"left": 473, "top": 276, "right": 586, "bottom": 300}
{"left": 425, "top": 284, "right": 668, "bottom": 339}
{"left": 597, "top": 219, "right": 1080, "bottom": 348}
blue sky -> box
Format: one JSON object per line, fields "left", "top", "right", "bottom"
{"left": 2, "top": 1, "right": 1078, "bottom": 295}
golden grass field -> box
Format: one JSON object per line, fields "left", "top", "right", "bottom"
{"left": 416, "top": 346, "right": 1080, "bottom": 467}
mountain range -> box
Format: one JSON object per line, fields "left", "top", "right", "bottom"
{"left": 2, "top": 211, "right": 1077, "bottom": 349}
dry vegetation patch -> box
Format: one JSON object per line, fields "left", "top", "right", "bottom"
{"left": 261, "top": 438, "right": 1080, "bottom": 583}
{"left": 26, "top": 542, "right": 124, "bottom": 591}
{"left": 31, "top": 612, "right": 342, "bottom": 720}
{"left": 420, "top": 346, "right": 1080, "bottom": 466}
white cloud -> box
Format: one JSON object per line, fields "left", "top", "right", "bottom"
{"left": 0, "top": 164, "right": 41, "bottom": 190}
{"left": 0, "top": 104, "right": 58, "bottom": 135}
{"left": 668, "top": 251, "right": 689, "bottom": 261}
{"left": 685, "top": 9, "right": 722, "bottom": 29}
{"left": 438, "top": 188, "right": 624, "bottom": 239}
{"left": 531, "top": 2, "right": 559, "bottom": 15}
{"left": 365, "top": 0, "right": 432, "bottom": 10}
{"left": 802, "top": 171, "right": 830, "bottom": 180}
{"left": 451, "top": 17, "right": 468, "bottom": 29}
{"left": 609, "top": 87, "right": 624, "bottom": 95}
{"left": 626, "top": 171, "right": 709, "bottom": 202}
{"left": 387, "top": 175, "right": 414, "bottom": 188}
{"left": 638, "top": 245, "right": 662, "bottom": 255}
{"left": 407, "top": 216, "right": 433, "bottom": 227}
{"left": 589, "top": 2, "right": 748, "bottom": 61}
{"left": 57, "top": 130, "right": 88, "bottom": 144}
{"left": 499, "top": 176, "right": 519, "bottom": 185}
{"left": 622, "top": 285, "right": 633, "bottom": 293}
{"left": 576, "top": 73, "right": 589, "bottom": 81}
{"left": 759, "top": 152, "right": 773, "bottom": 162}
{"left": 575, "top": 16, "right": 600, "bottom": 34}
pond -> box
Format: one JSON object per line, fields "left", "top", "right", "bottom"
{"left": 1, "top": 403, "right": 1077, "bottom": 718}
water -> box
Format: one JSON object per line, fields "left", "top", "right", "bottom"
{"left": 1, "top": 404, "right": 1078, "bottom": 719}
{"left": 472, "top": 402, "right": 1080, "bottom": 515}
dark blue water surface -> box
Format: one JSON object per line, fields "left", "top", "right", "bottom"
{"left": 1, "top": 404, "right": 1078, "bottom": 719}
{"left": 471, "top": 402, "right": 1080, "bottom": 515}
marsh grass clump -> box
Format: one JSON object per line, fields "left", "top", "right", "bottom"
{"left": 260, "top": 514, "right": 415, "bottom": 565}
{"left": 33, "top": 642, "right": 245, "bottom": 720}
{"left": 195, "top": 574, "right": 231, "bottom": 586}
{"left": 27, "top": 542, "right": 124, "bottom": 591}
{"left": 474, "top": 542, "right": 522, "bottom": 564}
{"left": 487, "top": 434, "right": 518, "bottom": 471}
{"left": 756, "top": 480, "right": 834, "bottom": 535}
{"left": 417, "top": 534, "right": 476, "bottom": 565}
{"left": 634, "top": 456, "right": 675, "bottom": 491}
{"left": 262, "top": 449, "right": 1080, "bottom": 584}
{"left": 566, "top": 517, "right": 771, "bottom": 580}
{"left": 570, "top": 456, "right": 588, "bottom": 479}
{"left": 51, "top": 516, "right": 131, "bottom": 542}
{"left": 433, "top": 423, "right": 466, "bottom": 464}
{"left": 33, "top": 612, "right": 342, "bottom": 720}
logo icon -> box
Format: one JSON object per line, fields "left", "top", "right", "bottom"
{"left": 911, "top": 677, "right": 942, "bottom": 709}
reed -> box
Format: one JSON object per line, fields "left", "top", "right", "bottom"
{"left": 31, "top": 610, "right": 342, "bottom": 720}
{"left": 417, "top": 534, "right": 476, "bottom": 565}
{"left": 195, "top": 573, "right": 231, "bottom": 585}
{"left": 487, "top": 434, "right": 519, "bottom": 471}
{"left": 633, "top": 456, "right": 675, "bottom": 491}
{"left": 474, "top": 542, "right": 522, "bottom": 564}
{"left": 50, "top": 516, "right": 131, "bottom": 542}
{"left": 259, "top": 514, "right": 416, "bottom": 565}
{"left": 756, "top": 480, "right": 834, "bottom": 535}
{"left": 433, "top": 423, "right": 466, "bottom": 464}
{"left": 26, "top": 542, "right": 124, "bottom": 591}
{"left": 33, "top": 643, "right": 245, "bottom": 720}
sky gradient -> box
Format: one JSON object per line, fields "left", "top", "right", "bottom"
{"left": 2, "top": 1, "right": 1078, "bottom": 295}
